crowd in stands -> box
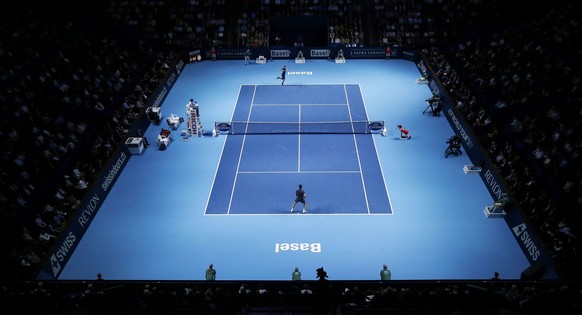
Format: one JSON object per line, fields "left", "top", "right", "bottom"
{"left": 372, "top": 0, "right": 541, "bottom": 49}
{"left": 106, "top": 0, "right": 228, "bottom": 49}
{"left": 1, "top": 1, "right": 179, "bottom": 281}
{"left": 106, "top": 0, "right": 370, "bottom": 50}
{"left": 1, "top": 0, "right": 581, "bottom": 312}
{"left": 422, "top": 1, "right": 582, "bottom": 280}
{"left": 232, "top": 0, "right": 369, "bottom": 48}
{"left": 1, "top": 279, "right": 581, "bottom": 314}
{"left": 235, "top": 2, "right": 270, "bottom": 47}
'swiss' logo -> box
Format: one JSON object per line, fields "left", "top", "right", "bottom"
{"left": 512, "top": 223, "right": 541, "bottom": 261}
{"left": 513, "top": 223, "right": 526, "bottom": 237}
{"left": 51, "top": 231, "right": 77, "bottom": 277}
{"left": 50, "top": 255, "right": 61, "bottom": 277}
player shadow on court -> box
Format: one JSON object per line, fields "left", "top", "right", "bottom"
{"left": 290, "top": 207, "right": 322, "bottom": 214}
{"left": 391, "top": 136, "right": 417, "bottom": 141}
{"left": 391, "top": 131, "right": 416, "bottom": 141}
{"left": 288, "top": 206, "right": 341, "bottom": 215}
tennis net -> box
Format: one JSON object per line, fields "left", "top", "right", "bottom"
{"left": 214, "top": 120, "right": 385, "bottom": 135}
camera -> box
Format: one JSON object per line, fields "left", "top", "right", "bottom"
{"left": 423, "top": 94, "right": 442, "bottom": 116}
{"left": 426, "top": 94, "right": 440, "bottom": 104}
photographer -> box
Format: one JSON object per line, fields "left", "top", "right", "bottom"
{"left": 445, "top": 135, "right": 462, "bottom": 158}
{"left": 427, "top": 93, "right": 440, "bottom": 104}
{"left": 423, "top": 93, "right": 442, "bottom": 116}
{"left": 316, "top": 267, "right": 328, "bottom": 281}
{"left": 431, "top": 101, "right": 442, "bottom": 116}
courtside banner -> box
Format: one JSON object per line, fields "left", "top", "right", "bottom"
{"left": 418, "top": 55, "right": 557, "bottom": 278}
{"left": 210, "top": 46, "right": 418, "bottom": 61}
{"left": 309, "top": 48, "right": 331, "bottom": 58}
{"left": 36, "top": 55, "right": 185, "bottom": 280}
{"left": 188, "top": 49, "right": 202, "bottom": 62}
{"left": 417, "top": 60, "right": 428, "bottom": 75}
{"left": 36, "top": 147, "right": 130, "bottom": 280}
{"left": 400, "top": 50, "right": 418, "bottom": 61}
{"left": 216, "top": 49, "right": 247, "bottom": 59}
{"left": 348, "top": 48, "right": 385, "bottom": 58}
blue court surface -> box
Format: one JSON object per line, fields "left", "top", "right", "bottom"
{"left": 206, "top": 84, "right": 390, "bottom": 215}
{"left": 57, "top": 59, "right": 530, "bottom": 281}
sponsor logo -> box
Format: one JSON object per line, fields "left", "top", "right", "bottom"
{"left": 101, "top": 152, "right": 127, "bottom": 192}
{"left": 428, "top": 79, "right": 440, "bottom": 95}
{"left": 446, "top": 108, "right": 474, "bottom": 149}
{"left": 166, "top": 72, "right": 177, "bottom": 87}
{"left": 417, "top": 61, "right": 427, "bottom": 74}
{"left": 368, "top": 121, "right": 384, "bottom": 131}
{"left": 51, "top": 231, "right": 77, "bottom": 277}
{"left": 151, "top": 86, "right": 168, "bottom": 108}
{"left": 310, "top": 49, "right": 330, "bottom": 57}
{"left": 77, "top": 193, "right": 102, "bottom": 228}
{"left": 271, "top": 50, "right": 291, "bottom": 58}
{"left": 483, "top": 169, "right": 507, "bottom": 200}
{"left": 512, "top": 223, "right": 541, "bottom": 261}
{"left": 175, "top": 59, "right": 185, "bottom": 73}
{"left": 216, "top": 122, "right": 232, "bottom": 132}
{"left": 350, "top": 49, "right": 384, "bottom": 56}
{"left": 218, "top": 50, "right": 245, "bottom": 57}
{"left": 275, "top": 242, "right": 321, "bottom": 253}
{"left": 50, "top": 255, "right": 60, "bottom": 277}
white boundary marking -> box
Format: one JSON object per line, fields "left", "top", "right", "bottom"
{"left": 226, "top": 85, "right": 257, "bottom": 215}
{"left": 344, "top": 84, "right": 371, "bottom": 214}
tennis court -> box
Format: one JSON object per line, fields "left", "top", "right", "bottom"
{"left": 207, "top": 84, "right": 391, "bottom": 215}
{"left": 51, "top": 59, "right": 530, "bottom": 281}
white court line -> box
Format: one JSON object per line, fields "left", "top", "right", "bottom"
{"left": 214, "top": 84, "right": 392, "bottom": 216}
{"left": 357, "top": 83, "right": 394, "bottom": 215}
{"left": 253, "top": 83, "right": 361, "bottom": 86}
{"left": 297, "top": 104, "right": 301, "bottom": 172}
{"left": 252, "top": 103, "right": 347, "bottom": 106}
{"left": 204, "top": 85, "right": 243, "bottom": 215}
{"left": 205, "top": 213, "right": 391, "bottom": 216}
{"left": 237, "top": 170, "right": 360, "bottom": 174}
{"left": 227, "top": 85, "right": 257, "bottom": 215}
{"left": 344, "top": 84, "right": 371, "bottom": 214}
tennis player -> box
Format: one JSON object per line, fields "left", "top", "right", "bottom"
{"left": 277, "top": 65, "right": 287, "bottom": 85}
{"left": 291, "top": 184, "right": 306, "bottom": 213}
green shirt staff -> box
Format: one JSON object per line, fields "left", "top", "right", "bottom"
{"left": 292, "top": 267, "right": 302, "bottom": 281}
{"left": 206, "top": 264, "right": 216, "bottom": 280}
{"left": 380, "top": 264, "right": 391, "bottom": 281}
